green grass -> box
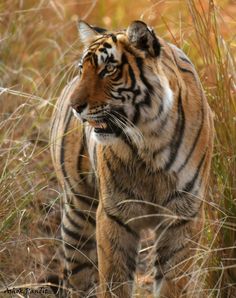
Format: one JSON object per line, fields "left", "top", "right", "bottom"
{"left": 0, "top": 0, "right": 235, "bottom": 296}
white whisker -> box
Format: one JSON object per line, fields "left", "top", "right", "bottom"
{"left": 104, "top": 110, "right": 144, "bottom": 148}
{"left": 111, "top": 110, "right": 144, "bottom": 143}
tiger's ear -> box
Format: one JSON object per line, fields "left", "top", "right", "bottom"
{"left": 126, "top": 20, "right": 161, "bottom": 57}
{"left": 78, "top": 21, "right": 99, "bottom": 45}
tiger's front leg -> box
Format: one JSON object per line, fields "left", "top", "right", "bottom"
{"left": 154, "top": 220, "right": 204, "bottom": 298}
{"left": 96, "top": 203, "right": 140, "bottom": 298}
{"left": 153, "top": 193, "right": 205, "bottom": 298}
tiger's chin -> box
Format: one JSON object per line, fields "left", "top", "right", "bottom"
{"left": 92, "top": 130, "right": 118, "bottom": 144}
{"left": 89, "top": 119, "right": 122, "bottom": 144}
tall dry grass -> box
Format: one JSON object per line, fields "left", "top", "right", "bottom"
{"left": 188, "top": 1, "right": 236, "bottom": 297}
{"left": 0, "top": 0, "right": 235, "bottom": 297}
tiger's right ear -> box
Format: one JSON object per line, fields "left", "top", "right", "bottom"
{"left": 127, "top": 20, "right": 161, "bottom": 57}
{"left": 78, "top": 21, "right": 99, "bottom": 45}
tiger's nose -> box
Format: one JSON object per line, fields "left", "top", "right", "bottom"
{"left": 72, "top": 103, "right": 88, "bottom": 114}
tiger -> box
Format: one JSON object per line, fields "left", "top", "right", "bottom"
{"left": 50, "top": 20, "right": 214, "bottom": 298}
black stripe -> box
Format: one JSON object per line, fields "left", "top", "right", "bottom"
{"left": 92, "top": 53, "right": 98, "bottom": 67}
{"left": 62, "top": 223, "right": 82, "bottom": 241}
{"left": 177, "top": 65, "right": 195, "bottom": 74}
{"left": 45, "top": 274, "right": 62, "bottom": 295}
{"left": 90, "top": 36, "right": 106, "bottom": 46}
{"left": 132, "top": 104, "right": 140, "bottom": 124}
{"left": 165, "top": 153, "right": 207, "bottom": 205}
{"left": 177, "top": 105, "right": 204, "bottom": 172}
{"left": 155, "top": 245, "right": 185, "bottom": 266}
{"left": 135, "top": 56, "right": 154, "bottom": 98}
{"left": 103, "top": 42, "right": 112, "bottom": 48}
{"left": 63, "top": 238, "right": 95, "bottom": 251}
{"left": 165, "top": 91, "right": 185, "bottom": 170}
{"left": 128, "top": 272, "right": 135, "bottom": 281}
{"left": 115, "top": 54, "right": 136, "bottom": 93}
{"left": 107, "top": 231, "right": 138, "bottom": 279}
{"left": 64, "top": 241, "right": 95, "bottom": 251}
{"left": 65, "top": 211, "right": 82, "bottom": 230}
{"left": 121, "top": 52, "right": 128, "bottom": 65}
{"left": 77, "top": 141, "right": 86, "bottom": 181}
{"left": 173, "top": 54, "right": 195, "bottom": 78}
{"left": 62, "top": 224, "right": 95, "bottom": 246}
{"left": 92, "top": 26, "right": 107, "bottom": 34}
{"left": 74, "top": 193, "right": 98, "bottom": 207}
{"left": 63, "top": 267, "right": 68, "bottom": 278}
{"left": 179, "top": 56, "right": 192, "bottom": 65}
{"left": 65, "top": 256, "right": 82, "bottom": 264}
{"left": 68, "top": 263, "right": 94, "bottom": 276}
{"left": 70, "top": 207, "right": 96, "bottom": 226}
{"left": 83, "top": 52, "right": 92, "bottom": 61}
{"left": 111, "top": 34, "right": 117, "bottom": 43}
{"left": 183, "top": 152, "right": 206, "bottom": 193}
{"left": 104, "top": 210, "right": 139, "bottom": 240}
{"left": 171, "top": 49, "right": 195, "bottom": 75}
{"left": 157, "top": 99, "right": 163, "bottom": 116}
{"left": 126, "top": 255, "right": 137, "bottom": 274}
{"left": 112, "top": 66, "right": 123, "bottom": 82}
{"left": 155, "top": 273, "right": 164, "bottom": 281}
{"left": 116, "top": 79, "right": 138, "bottom": 99}
{"left": 152, "top": 36, "right": 161, "bottom": 57}
{"left": 128, "top": 64, "right": 136, "bottom": 90}
{"left": 99, "top": 47, "right": 107, "bottom": 53}
{"left": 155, "top": 273, "right": 172, "bottom": 281}
{"left": 120, "top": 134, "right": 135, "bottom": 152}
{"left": 197, "top": 150, "right": 210, "bottom": 188}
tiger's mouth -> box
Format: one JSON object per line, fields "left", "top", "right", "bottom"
{"left": 87, "top": 118, "right": 122, "bottom": 135}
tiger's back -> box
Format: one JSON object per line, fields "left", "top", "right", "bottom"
{"left": 50, "top": 20, "right": 213, "bottom": 298}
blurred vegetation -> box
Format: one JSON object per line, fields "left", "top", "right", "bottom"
{"left": 0, "top": 0, "right": 235, "bottom": 297}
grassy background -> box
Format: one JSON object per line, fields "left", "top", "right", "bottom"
{"left": 0, "top": 0, "right": 235, "bottom": 297}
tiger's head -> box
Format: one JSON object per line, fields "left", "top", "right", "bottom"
{"left": 70, "top": 20, "right": 173, "bottom": 144}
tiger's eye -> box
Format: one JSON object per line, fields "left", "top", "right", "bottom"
{"left": 106, "top": 64, "right": 115, "bottom": 72}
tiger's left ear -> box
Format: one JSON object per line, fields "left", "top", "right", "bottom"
{"left": 127, "top": 21, "right": 161, "bottom": 57}
{"left": 78, "top": 21, "right": 99, "bottom": 45}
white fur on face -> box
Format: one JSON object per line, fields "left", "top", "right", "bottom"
{"left": 96, "top": 46, "right": 120, "bottom": 66}
{"left": 72, "top": 108, "right": 82, "bottom": 121}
